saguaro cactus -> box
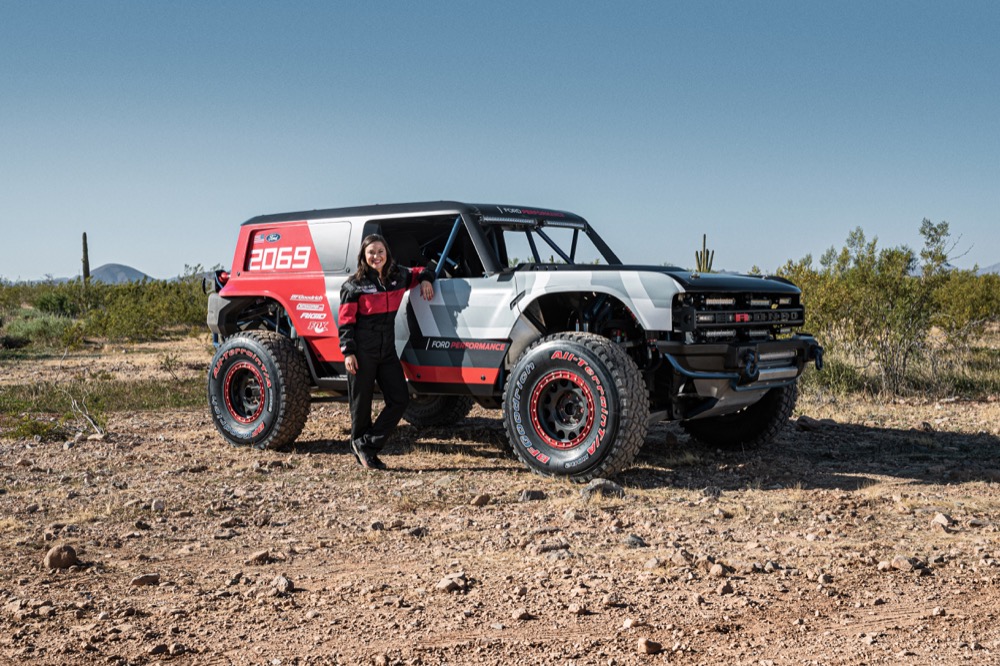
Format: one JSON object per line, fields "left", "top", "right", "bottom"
{"left": 82, "top": 232, "right": 91, "bottom": 282}
{"left": 694, "top": 234, "right": 714, "bottom": 273}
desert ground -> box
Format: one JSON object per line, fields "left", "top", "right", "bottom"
{"left": 2, "top": 337, "right": 1000, "bottom": 665}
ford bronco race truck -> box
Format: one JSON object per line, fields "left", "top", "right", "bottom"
{"left": 207, "top": 201, "right": 823, "bottom": 481}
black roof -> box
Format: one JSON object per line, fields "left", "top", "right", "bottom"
{"left": 243, "top": 201, "right": 588, "bottom": 227}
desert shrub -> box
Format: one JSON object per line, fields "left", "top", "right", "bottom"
{"left": 2, "top": 309, "right": 77, "bottom": 348}
{"left": 84, "top": 267, "right": 208, "bottom": 341}
{"left": 781, "top": 220, "right": 1000, "bottom": 396}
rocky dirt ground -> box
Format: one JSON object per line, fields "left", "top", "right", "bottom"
{"left": 2, "top": 338, "right": 1000, "bottom": 665}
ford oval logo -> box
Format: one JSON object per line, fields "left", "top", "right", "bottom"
{"left": 265, "top": 233, "right": 281, "bottom": 243}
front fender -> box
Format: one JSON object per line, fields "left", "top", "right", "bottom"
{"left": 512, "top": 270, "right": 681, "bottom": 332}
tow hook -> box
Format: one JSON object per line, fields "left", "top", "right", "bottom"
{"left": 812, "top": 345, "right": 825, "bottom": 371}
{"left": 738, "top": 349, "right": 760, "bottom": 385}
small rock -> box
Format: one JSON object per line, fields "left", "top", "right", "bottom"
{"left": 624, "top": 534, "right": 648, "bottom": 548}
{"left": 702, "top": 486, "right": 722, "bottom": 499}
{"left": 168, "top": 643, "right": 186, "bottom": 656}
{"left": 717, "top": 581, "right": 734, "bottom": 595}
{"left": 406, "top": 526, "right": 428, "bottom": 538}
{"left": 891, "top": 556, "right": 920, "bottom": 572}
{"left": 43, "top": 544, "right": 78, "bottom": 570}
{"left": 601, "top": 593, "right": 619, "bottom": 607}
{"left": 512, "top": 608, "right": 531, "bottom": 621}
{"left": 877, "top": 560, "right": 893, "bottom": 571}
{"left": 436, "top": 572, "right": 468, "bottom": 593}
{"left": 690, "top": 593, "right": 705, "bottom": 605}
{"left": 130, "top": 573, "right": 160, "bottom": 586}
{"left": 796, "top": 415, "right": 823, "bottom": 431}
{"left": 709, "top": 563, "right": 726, "bottom": 578}
{"left": 151, "top": 499, "right": 165, "bottom": 512}
{"left": 623, "top": 618, "right": 646, "bottom": 629}
{"left": 818, "top": 573, "right": 834, "bottom": 585}
{"left": 932, "top": 512, "right": 955, "bottom": 527}
{"left": 567, "top": 603, "right": 586, "bottom": 615}
{"left": 638, "top": 638, "right": 662, "bottom": 654}
{"left": 917, "top": 421, "right": 934, "bottom": 432}
{"left": 519, "top": 490, "right": 546, "bottom": 502}
{"left": 564, "top": 508, "right": 583, "bottom": 521}
{"left": 370, "top": 521, "right": 385, "bottom": 531}
{"left": 643, "top": 557, "right": 661, "bottom": 570}
{"left": 470, "top": 494, "right": 491, "bottom": 507}
{"left": 932, "top": 607, "right": 946, "bottom": 617}
{"left": 246, "top": 550, "right": 272, "bottom": 565}
{"left": 272, "top": 575, "right": 294, "bottom": 594}
{"left": 148, "top": 644, "right": 168, "bottom": 656}
{"left": 580, "top": 478, "right": 625, "bottom": 500}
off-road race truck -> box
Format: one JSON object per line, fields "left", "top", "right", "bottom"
{"left": 207, "top": 201, "right": 823, "bottom": 481}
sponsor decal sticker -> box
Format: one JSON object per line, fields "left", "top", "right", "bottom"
{"left": 300, "top": 312, "right": 327, "bottom": 320}
{"left": 307, "top": 321, "right": 329, "bottom": 334}
{"left": 291, "top": 294, "right": 325, "bottom": 302}
{"left": 427, "top": 339, "right": 508, "bottom": 352}
{"left": 295, "top": 303, "right": 325, "bottom": 312}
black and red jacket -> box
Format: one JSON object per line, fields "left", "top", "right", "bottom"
{"left": 337, "top": 263, "right": 434, "bottom": 358}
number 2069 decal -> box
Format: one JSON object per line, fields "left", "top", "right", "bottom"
{"left": 248, "top": 246, "right": 311, "bottom": 271}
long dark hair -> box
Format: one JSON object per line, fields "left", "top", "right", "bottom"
{"left": 353, "top": 234, "right": 396, "bottom": 281}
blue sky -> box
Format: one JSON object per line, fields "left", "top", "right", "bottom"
{"left": 1, "top": 1, "right": 997, "bottom": 280}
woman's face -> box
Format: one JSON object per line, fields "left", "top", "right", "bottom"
{"left": 364, "top": 241, "right": 388, "bottom": 273}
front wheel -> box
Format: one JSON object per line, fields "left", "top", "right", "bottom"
{"left": 680, "top": 383, "right": 798, "bottom": 450}
{"left": 208, "top": 331, "right": 311, "bottom": 450}
{"left": 503, "top": 332, "right": 648, "bottom": 482}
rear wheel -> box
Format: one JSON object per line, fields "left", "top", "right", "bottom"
{"left": 403, "top": 395, "right": 475, "bottom": 427}
{"left": 680, "top": 383, "right": 798, "bottom": 450}
{"left": 503, "top": 332, "right": 648, "bottom": 482}
{"left": 208, "top": 331, "right": 310, "bottom": 450}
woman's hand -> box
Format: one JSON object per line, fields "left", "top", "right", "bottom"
{"left": 420, "top": 280, "right": 434, "bottom": 301}
{"left": 344, "top": 354, "right": 358, "bottom": 375}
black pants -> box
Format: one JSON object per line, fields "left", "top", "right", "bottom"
{"left": 347, "top": 350, "right": 410, "bottom": 454}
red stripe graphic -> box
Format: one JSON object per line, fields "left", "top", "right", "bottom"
{"left": 401, "top": 362, "right": 499, "bottom": 385}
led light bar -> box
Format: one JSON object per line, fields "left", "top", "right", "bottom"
{"left": 759, "top": 350, "right": 797, "bottom": 361}
{"left": 704, "top": 298, "right": 735, "bottom": 306}
{"left": 704, "top": 329, "right": 736, "bottom": 338}
{"left": 750, "top": 298, "right": 772, "bottom": 307}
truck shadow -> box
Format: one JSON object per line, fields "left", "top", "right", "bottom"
{"left": 290, "top": 412, "right": 1000, "bottom": 491}
{"left": 626, "top": 420, "right": 1000, "bottom": 491}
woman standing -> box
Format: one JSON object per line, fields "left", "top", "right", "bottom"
{"left": 337, "top": 234, "right": 435, "bottom": 469}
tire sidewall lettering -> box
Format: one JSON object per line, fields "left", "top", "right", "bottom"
{"left": 508, "top": 344, "right": 616, "bottom": 472}
{"left": 209, "top": 341, "right": 279, "bottom": 445}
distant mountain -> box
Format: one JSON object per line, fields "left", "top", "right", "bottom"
{"left": 977, "top": 262, "right": 1000, "bottom": 276}
{"left": 90, "top": 263, "right": 152, "bottom": 284}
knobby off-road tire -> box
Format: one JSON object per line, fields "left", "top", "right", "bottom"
{"left": 403, "top": 395, "right": 475, "bottom": 427}
{"left": 208, "top": 331, "right": 311, "bottom": 451}
{"left": 680, "top": 382, "right": 798, "bottom": 450}
{"left": 503, "top": 332, "right": 648, "bottom": 482}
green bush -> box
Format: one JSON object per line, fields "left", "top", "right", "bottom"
{"left": 3, "top": 309, "right": 77, "bottom": 348}
{"left": 780, "top": 220, "right": 1000, "bottom": 396}
{"left": 0, "top": 268, "right": 210, "bottom": 347}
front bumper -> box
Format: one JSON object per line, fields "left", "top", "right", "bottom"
{"left": 656, "top": 334, "right": 823, "bottom": 389}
